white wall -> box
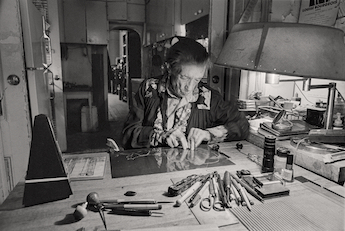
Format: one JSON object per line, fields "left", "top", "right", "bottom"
{"left": 240, "top": 70, "right": 345, "bottom": 110}
{"left": 0, "top": 0, "right": 32, "bottom": 203}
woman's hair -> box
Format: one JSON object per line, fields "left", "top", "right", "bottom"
{"left": 165, "top": 37, "right": 211, "bottom": 77}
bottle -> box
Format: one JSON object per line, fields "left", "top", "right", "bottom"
{"left": 281, "top": 153, "right": 294, "bottom": 182}
{"left": 333, "top": 112, "right": 343, "bottom": 130}
{"left": 274, "top": 147, "right": 289, "bottom": 175}
{"left": 262, "top": 135, "right": 276, "bottom": 173}
{"left": 334, "top": 93, "right": 345, "bottom": 115}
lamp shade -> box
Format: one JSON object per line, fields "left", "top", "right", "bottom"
{"left": 215, "top": 22, "right": 345, "bottom": 81}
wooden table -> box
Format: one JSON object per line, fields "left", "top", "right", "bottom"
{"left": 0, "top": 141, "right": 344, "bottom": 231}
{"left": 248, "top": 130, "right": 345, "bottom": 184}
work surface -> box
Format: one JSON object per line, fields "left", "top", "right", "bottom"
{"left": 0, "top": 141, "right": 344, "bottom": 231}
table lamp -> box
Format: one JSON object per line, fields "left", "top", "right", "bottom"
{"left": 215, "top": 22, "right": 345, "bottom": 129}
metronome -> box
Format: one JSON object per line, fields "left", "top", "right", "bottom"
{"left": 23, "top": 114, "right": 72, "bottom": 207}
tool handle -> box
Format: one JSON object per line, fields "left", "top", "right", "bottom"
{"left": 175, "top": 181, "right": 202, "bottom": 207}
{"left": 224, "top": 171, "right": 231, "bottom": 188}
{"left": 188, "top": 174, "right": 210, "bottom": 203}
{"left": 211, "top": 175, "right": 218, "bottom": 197}
{"left": 190, "top": 181, "right": 210, "bottom": 207}
{"left": 230, "top": 175, "right": 241, "bottom": 191}
{"left": 217, "top": 174, "right": 228, "bottom": 207}
{"left": 208, "top": 177, "right": 215, "bottom": 195}
{"left": 231, "top": 173, "right": 264, "bottom": 203}
{"left": 102, "top": 199, "right": 157, "bottom": 204}
{"left": 230, "top": 184, "right": 241, "bottom": 205}
{"left": 104, "top": 204, "right": 162, "bottom": 210}
{"left": 239, "top": 185, "right": 252, "bottom": 211}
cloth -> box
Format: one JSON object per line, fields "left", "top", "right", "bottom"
{"left": 122, "top": 76, "right": 249, "bottom": 149}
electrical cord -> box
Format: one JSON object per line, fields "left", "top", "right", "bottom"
{"left": 294, "top": 82, "right": 314, "bottom": 104}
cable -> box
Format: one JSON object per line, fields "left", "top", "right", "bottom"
{"left": 294, "top": 82, "right": 314, "bottom": 104}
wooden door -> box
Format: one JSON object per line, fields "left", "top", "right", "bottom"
{"left": 20, "top": 0, "right": 54, "bottom": 123}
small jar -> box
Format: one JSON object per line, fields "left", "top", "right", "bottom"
{"left": 282, "top": 153, "right": 294, "bottom": 182}
{"left": 274, "top": 147, "right": 289, "bottom": 175}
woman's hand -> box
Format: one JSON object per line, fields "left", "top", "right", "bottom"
{"left": 165, "top": 129, "right": 189, "bottom": 149}
{"left": 187, "top": 128, "right": 211, "bottom": 150}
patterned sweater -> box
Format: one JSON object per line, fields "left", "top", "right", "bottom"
{"left": 122, "top": 76, "right": 249, "bottom": 149}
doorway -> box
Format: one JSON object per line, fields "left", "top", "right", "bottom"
{"left": 108, "top": 28, "right": 141, "bottom": 116}
{"left": 65, "top": 28, "right": 141, "bottom": 153}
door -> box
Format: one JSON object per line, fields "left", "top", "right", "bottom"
{"left": 19, "top": 0, "right": 54, "bottom": 124}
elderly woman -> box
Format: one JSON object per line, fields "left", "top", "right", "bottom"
{"left": 122, "top": 37, "right": 249, "bottom": 150}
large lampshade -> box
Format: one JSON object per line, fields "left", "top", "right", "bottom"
{"left": 215, "top": 22, "right": 345, "bottom": 81}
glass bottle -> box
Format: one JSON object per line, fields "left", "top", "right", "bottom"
{"left": 281, "top": 153, "right": 294, "bottom": 182}
{"left": 274, "top": 147, "right": 289, "bottom": 175}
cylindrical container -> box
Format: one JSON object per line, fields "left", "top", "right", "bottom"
{"left": 282, "top": 153, "right": 294, "bottom": 182}
{"left": 274, "top": 147, "right": 290, "bottom": 175}
{"left": 261, "top": 135, "right": 276, "bottom": 173}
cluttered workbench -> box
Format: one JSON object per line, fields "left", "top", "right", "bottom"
{"left": 0, "top": 141, "right": 344, "bottom": 231}
{"left": 246, "top": 104, "right": 345, "bottom": 185}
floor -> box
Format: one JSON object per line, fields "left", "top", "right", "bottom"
{"left": 64, "top": 93, "right": 129, "bottom": 154}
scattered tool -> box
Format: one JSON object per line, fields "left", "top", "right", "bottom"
{"left": 200, "top": 175, "right": 216, "bottom": 211}
{"left": 230, "top": 183, "right": 241, "bottom": 205}
{"left": 211, "top": 173, "right": 225, "bottom": 211}
{"left": 96, "top": 203, "right": 107, "bottom": 230}
{"left": 85, "top": 191, "right": 168, "bottom": 230}
{"left": 168, "top": 174, "right": 201, "bottom": 196}
{"left": 189, "top": 181, "right": 210, "bottom": 208}
{"left": 200, "top": 172, "right": 224, "bottom": 211}
{"left": 86, "top": 192, "right": 170, "bottom": 205}
{"left": 188, "top": 174, "right": 211, "bottom": 206}
{"left": 175, "top": 180, "right": 202, "bottom": 207}
{"left": 223, "top": 171, "right": 233, "bottom": 207}
{"left": 230, "top": 173, "right": 264, "bottom": 203}
{"left": 216, "top": 172, "right": 230, "bottom": 208}
{"left": 103, "top": 204, "right": 162, "bottom": 210}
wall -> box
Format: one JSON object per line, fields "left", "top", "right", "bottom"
{"left": 108, "top": 30, "right": 121, "bottom": 66}
{"left": 61, "top": 45, "right": 93, "bottom": 86}
{"left": 0, "top": 0, "right": 32, "bottom": 203}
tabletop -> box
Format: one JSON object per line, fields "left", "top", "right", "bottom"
{"left": 0, "top": 141, "right": 344, "bottom": 231}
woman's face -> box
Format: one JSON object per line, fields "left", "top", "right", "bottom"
{"left": 171, "top": 64, "right": 207, "bottom": 98}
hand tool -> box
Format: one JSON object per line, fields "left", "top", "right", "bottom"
{"left": 168, "top": 174, "right": 200, "bottom": 196}
{"left": 96, "top": 203, "right": 107, "bottom": 230}
{"left": 216, "top": 172, "right": 230, "bottom": 208}
{"left": 109, "top": 209, "right": 164, "bottom": 217}
{"left": 242, "top": 184, "right": 254, "bottom": 206}
{"left": 238, "top": 184, "right": 252, "bottom": 211}
{"left": 200, "top": 174, "right": 216, "bottom": 211}
{"left": 175, "top": 180, "right": 202, "bottom": 207}
{"left": 231, "top": 173, "right": 264, "bottom": 203}
{"left": 188, "top": 174, "right": 210, "bottom": 205}
{"left": 223, "top": 171, "right": 233, "bottom": 206}
{"left": 230, "top": 175, "right": 251, "bottom": 211}
{"left": 230, "top": 178, "right": 241, "bottom": 205}
{"left": 103, "top": 204, "right": 162, "bottom": 210}
{"left": 86, "top": 192, "right": 171, "bottom": 205}
{"left": 189, "top": 181, "right": 210, "bottom": 208}
{"left": 200, "top": 172, "right": 224, "bottom": 211}
{"left": 85, "top": 193, "right": 107, "bottom": 229}
{"left": 212, "top": 174, "right": 225, "bottom": 211}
